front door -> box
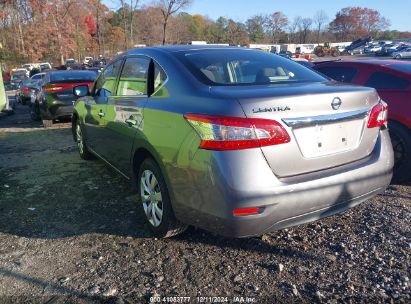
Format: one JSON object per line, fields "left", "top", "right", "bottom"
{"left": 103, "top": 56, "right": 150, "bottom": 176}
{"left": 83, "top": 59, "right": 123, "bottom": 156}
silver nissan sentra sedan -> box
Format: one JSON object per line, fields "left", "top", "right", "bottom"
{"left": 72, "top": 45, "right": 394, "bottom": 238}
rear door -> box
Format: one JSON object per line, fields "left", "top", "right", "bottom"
{"left": 83, "top": 59, "right": 123, "bottom": 155}
{"left": 364, "top": 70, "right": 411, "bottom": 126}
{"left": 102, "top": 56, "right": 150, "bottom": 175}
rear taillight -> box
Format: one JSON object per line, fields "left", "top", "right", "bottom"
{"left": 43, "top": 84, "right": 65, "bottom": 93}
{"left": 233, "top": 207, "right": 262, "bottom": 217}
{"left": 22, "top": 87, "right": 30, "bottom": 93}
{"left": 43, "top": 82, "right": 93, "bottom": 93}
{"left": 184, "top": 114, "right": 291, "bottom": 151}
{"left": 367, "top": 101, "right": 388, "bottom": 128}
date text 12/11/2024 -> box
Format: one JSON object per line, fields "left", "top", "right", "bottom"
{"left": 149, "top": 296, "right": 257, "bottom": 303}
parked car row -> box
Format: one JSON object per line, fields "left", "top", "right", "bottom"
{"left": 15, "top": 69, "right": 98, "bottom": 127}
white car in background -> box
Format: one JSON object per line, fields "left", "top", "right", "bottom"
{"left": 83, "top": 57, "right": 93, "bottom": 65}
{"left": 39, "top": 62, "right": 52, "bottom": 71}
{"left": 364, "top": 44, "right": 382, "bottom": 53}
{"left": 393, "top": 47, "right": 411, "bottom": 59}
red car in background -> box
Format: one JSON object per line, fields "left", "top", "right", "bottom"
{"left": 314, "top": 60, "right": 411, "bottom": 182}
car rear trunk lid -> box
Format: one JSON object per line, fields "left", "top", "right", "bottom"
{"left": 211, "top": 82, "right": 381, "bottom": 177}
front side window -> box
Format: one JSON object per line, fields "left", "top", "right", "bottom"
{"left": 174, "top": 49, "right": 326, "bottom": 86}
{"left": 117, "top": 57, "right": 150, "bottom": 96}
{"left": 94, "top": 60, "right": 123, "bottom": 97}
{"left": 315, "top": 66, "right": 358, "bottom": 83}
{"left": 365, "top": 72, "right": 410, "bottom": 90}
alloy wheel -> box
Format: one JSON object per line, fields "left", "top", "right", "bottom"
{"left": 140, "top": 170, "right": 163, "bottom": 227}
{"left": 76, "top": 123, "right": 84, "bottom": 155}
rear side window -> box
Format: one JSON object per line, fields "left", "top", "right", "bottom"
{"left": 315, "top": 66, "right": 357, "bottom": 83}
{"left": 365, "top": 72, "right": 410, "bottom": 89}
{"left": 154, "top": 62, "right": 167, "bottom": 92}
{"left": 117, "top": 57, "right": 150, "bottom": 96}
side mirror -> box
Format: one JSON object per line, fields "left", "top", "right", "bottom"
{"left": 73, "top": 85, "right": 90, "bottom": 97}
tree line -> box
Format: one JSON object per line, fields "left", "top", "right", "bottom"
{"left": 0, "top": 0, "right": 410, "bottom": 66}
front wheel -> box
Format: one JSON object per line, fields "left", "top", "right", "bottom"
{"left": 389, "top": 121, "right": 411, "bottom": 182}
{"left": 137, "top": 158, "right": 187, "bottom": 238}
{"left": 395, "top": 55, "right": 401, "bottom": 59}
{"left": 75, "top": 119, "right": 94, "bottom": 160}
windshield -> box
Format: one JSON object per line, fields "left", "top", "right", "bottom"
{"left": 51, "top": 71, "right": 97, "bottom": 82}
{"left": 21, "top": 80, "right": 34, "bottom": 86}
{"left": 174, "top": 49, "right": 326, "bottom": 86}
{"left": 12, "top": 74, "right": 27, "bottom": 80}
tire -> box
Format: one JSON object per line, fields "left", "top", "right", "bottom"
{"left": 137, "top": 158, "right": 187, "bottom": 238}
{"left": 395, "top": 55, "right": 401, "bottom": 59}
{"left": 74, "top": 119, "right": 94, "bottom": 160}
{"left": 389, "top": 121, "right": 411, "bottom": 182}
{"left": 42, "top": 119, "right": 53, "bottom": 128}
{"left": 30, "top": 104, "right": 41, "bottom": 121}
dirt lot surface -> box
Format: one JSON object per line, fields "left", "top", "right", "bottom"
{"left": 0, "top": 99, "right": 410, "bottom": 304}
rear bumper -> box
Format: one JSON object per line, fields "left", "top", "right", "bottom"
{"left": 41, "top": 103, "right": 74, "bottom": 119}
{"left": 168, "top": 129, "right": 394, "bottom": 237}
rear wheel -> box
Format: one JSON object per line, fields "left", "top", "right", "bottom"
{"left": 30, "top": 104, "right": 41, "bottom": 121}
{"left": 389, "top": 121, "right": 411, "bottom": 182}
{"left": 137, "top": 158, "right": 187, "bottom": 238}
{"left": 75, "top": 119, "right": 94, "bottom": 160}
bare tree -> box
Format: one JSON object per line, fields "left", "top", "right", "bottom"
{"left": 298, "top": 17, "right": 312, "bottom": 43}
{"left": 313, "top": 10, "right": 328, "bottom": 43}
{"left": 158, "top": 0, "right": 192, "bottom": 45}
{"left": 288, "top": 16, "right": 301, "bottom": 43}
{"left": 118, "top": 0, "right": 139, "bottom": 48}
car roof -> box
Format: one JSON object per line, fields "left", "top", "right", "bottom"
{"left": 49, "top": 70, "right": 93, "bottom": 74}
{"left": 126, "top": 45, "right": 246, "bottom": 56}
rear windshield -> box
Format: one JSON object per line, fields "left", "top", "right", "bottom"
{"left": 12, "top": 74, "right": 26, "bottom": 80}
{"left": 21, "top": 80, "right": 34, "bottom": 86}
{"left": 389, "top": 64, "right": 411, "bottom": 74}
{"left": 174, "top": 49, "right": 327, "bottom": 86}
{"left": 51, "top": 71, "right": 97, "bottom": 82}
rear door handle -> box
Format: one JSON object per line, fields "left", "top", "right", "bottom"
{"left": 98, "top": 110, "right": 105, "bottom": 117}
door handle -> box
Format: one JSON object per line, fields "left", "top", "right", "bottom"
{"left": 125, "top": 117, "right": 137, "bottom": 126}
{"left": 98, "top": 110, "right": 105, "bottom": 117}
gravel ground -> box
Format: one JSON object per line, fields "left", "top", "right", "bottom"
{"left": 0, "top": 99, "right": 410, "bottom": 303}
